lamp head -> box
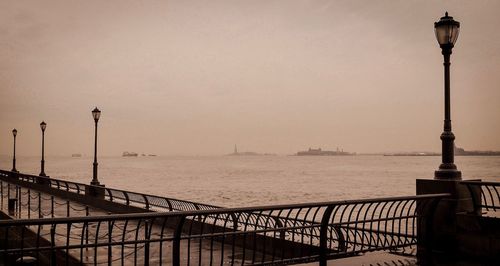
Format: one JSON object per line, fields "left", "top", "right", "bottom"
{"left": 92, "top": 107, "right": 101, "bottom": 122}
{"left": 12, "top": 128, "right": 17, "bottom": 137}
{"left": 434, "top": 12, "right": 460, "bottom": 48}
{"left": 40, "top": 121, "right": 47, "bottom": 132}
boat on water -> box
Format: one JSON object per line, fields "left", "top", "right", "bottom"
{"left": 71, "top": 153, "right": 82, "bottom": 158}
{"left": 122, "top": 152, "right": 138, "bottom": 157}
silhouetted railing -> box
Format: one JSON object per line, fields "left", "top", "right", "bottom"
{"left": 0, "top": 194, "right": 448, "bottom": 265}
{"left": 0, "top": 170, "right": 218, "bottom": 212}
{"left": 461, "top": 181, "right": 500, "bottom": 215}
{"left": 0, "top": 180, "right": 98, "bottom": 219}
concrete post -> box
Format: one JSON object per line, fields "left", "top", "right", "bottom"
{"left": 416, "top": 178, "right": 478, "bottom": 258}
{"left": 85, "top": 184, "right": 105, "bottom": 200}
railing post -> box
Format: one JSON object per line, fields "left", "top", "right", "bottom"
{"left": 166, "top": 199, "right": 173, "bottom": 211}
{"left": 144, "top": 219, "right": 151, "bottom": 266}
{"left": 50, "top": 225, "right": 56, "bottom": 266}
{"left": 107, "top": 189, "right": 113, "bottom": 202}
{"left": 67, "top": 200, "right": 70, "bottom": 217}
{"left": 51, "top": 196, "right": 54, "bottom": 218}
{"left": 273, "top": 217, "right": 285, "bottom": 239}
{"left": 84, "top": 212, "right": 90, "bottom": 259}
{"left": 124, "top": 192, "right": 130, "bottom": 206}
{"left": 28, "top": 189, "right": 31, "bottom": 219}
{"left": 18, "top": 186, "right": 21, "bottom": 218}
{"left": 16, "top": 186, "right": 20, "bottom": 217}
{"left": 7, "top": 183, "right": 16, "bottom": 216}
{"left": 1, "top": 180, "right": 3, "bottom": 210}
{"left": 319, "top": 205, "right": 335, "bottom": 266}
{"left": 230, "top": 213, "right": 238, "bottom": 231}
{"left": 333, "top": 225, "right": 346, "bottom": 252}
{"left": 143, "top": 195, "right": 150, "bottom": 210}
{"left": 38, "top": 192, "right": 42, "bottom": 218}
{"left": 108, "top": 221, "right": 112, "bottom": 266}
{"left": 172, "top": 216, "right": 186, "bottom": 266}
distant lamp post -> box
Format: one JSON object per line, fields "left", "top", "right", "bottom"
{"left": 39, "top": 121, "right": 47, "bottom": 177}
{"left": 11, "top": 129, "right": 18, "bottom": 173}
{"left": 91, "top": 107, "right": 102, "bottom": 185}
{"left": 434, "top": 12, "right": 462, "bottom": 180}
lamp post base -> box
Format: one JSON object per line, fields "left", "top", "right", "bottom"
{"left": 36, "top": 176, "right": 50, "bottom": 185}
{"left": 86, "top": 183, "right": 105, "bottom": 199}
{"left": 435, "top": 169, "right": 462, "bottom": 180}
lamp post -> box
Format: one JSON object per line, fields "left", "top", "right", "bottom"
{"left": 11, "top": 129, "right": 18, "bottom": 173}
{"left": 39, "top": 121, "right": 47, "bottom": 176}
{"left": 434, "top": 12, "right": 462, "bottom": 180}
{"left": 91, "top": 107, "right": 101, "bottom": 185}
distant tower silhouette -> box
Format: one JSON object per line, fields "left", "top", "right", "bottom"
{"left": 234, "top": 144, "right": 238, "bottom": 154}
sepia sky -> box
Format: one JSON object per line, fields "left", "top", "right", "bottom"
{"left": 1, "top": 0, "right": 500, "bottom": 156}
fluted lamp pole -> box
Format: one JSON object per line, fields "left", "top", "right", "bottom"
{"left": 91, "top": 107, "right": 101, "bottom": 185}
{"left": 39, "top": 121, "right": 47, "bottom": 176}
{"left": 434, "top": 12, "right": 462, "bottom": 180}
{"left": 12, "top": 129, "right": 18, "bottom": 173}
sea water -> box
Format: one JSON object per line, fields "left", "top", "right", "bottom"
{"left": 1, "top": 155, "right": 498, "bottom": 207}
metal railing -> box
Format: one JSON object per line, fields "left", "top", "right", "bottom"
{"left": 0, "top": 170, "right": 219, "bottom": 212}
{"left": 461, "top": 181, "right": 500, "bottom": 215}
{"left": 0, "top": 180, "right": 97, "bottom": 220}
{"left": 0, "top": 193, "right": 449, "bottom": 265}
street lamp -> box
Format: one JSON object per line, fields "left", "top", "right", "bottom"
{"left": 11, "top": 129, "right": 18, "bottom": 172}
{"left": 91, "top": 107, "right": 101, "bottom": 185}
{"left": 39, "top": 121, "right": 47, "bottom": 176}
{"left": 434, "top": 12, "right": 462, "bottom": 180}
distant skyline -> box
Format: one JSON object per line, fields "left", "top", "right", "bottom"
{"left": 1, "top": 1, "right": 500, "bottom": 156}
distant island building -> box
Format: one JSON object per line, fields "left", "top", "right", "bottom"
{"left": 384, "top": 145, "right": 500, "bottom": 156}
{"left": 228, "top": 145, "right": 275, "bottom": 156}
{"left": 296, "top": 147, "right": 354, "bottom": 156}
{"left": 122, "top": 151, "right": 138, "bottom": 157}
{"left": 455, "top": 146, "right": 500, "bottom": 156}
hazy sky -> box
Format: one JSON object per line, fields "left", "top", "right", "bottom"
{"left": 1, "top": 0, "right": 499, "bottom": 156}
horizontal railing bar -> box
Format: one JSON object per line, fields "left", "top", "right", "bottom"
{"left": 460, "top": 181, "right": 500, "bottom": 186}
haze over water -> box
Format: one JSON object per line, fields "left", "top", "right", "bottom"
{"left": 1, "top": 155, "right": 498, "bottom": 207}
